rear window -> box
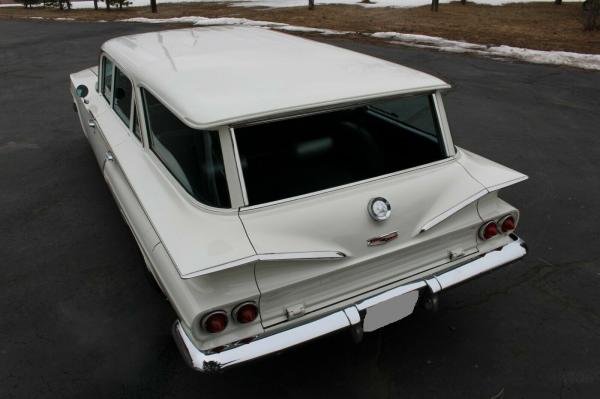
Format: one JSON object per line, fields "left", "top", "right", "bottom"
{"left": 235, "top": 94, "right": 446, "bottom": 205}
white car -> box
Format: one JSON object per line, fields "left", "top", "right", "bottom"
{"left": 70, "top": 26, "right": 528, "bottom": 372}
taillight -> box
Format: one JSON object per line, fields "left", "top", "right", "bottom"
{"left": 479, "top": 221, "right": 499, "bottom": 240}
{"left": 500, "top": 215, "right": 516, "bottom": 233}
{"left": 233, "top": 302, "right": 258, "bottom": 324}
{"left": 202, "top": 311, "right": 228, "bottom": 334}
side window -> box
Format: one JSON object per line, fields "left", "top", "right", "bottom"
{"left": 102, "top": 57, "right": 113, "bottom": 102}
{"left": 142, "top": 89, "right": 231, "bottom": 208}
{"left": 113, "top": 67, "right": 133, "bottom": 126}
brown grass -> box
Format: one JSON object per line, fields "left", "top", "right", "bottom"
{"left": 1, "top": 1, "right": 599, "bottom": 54}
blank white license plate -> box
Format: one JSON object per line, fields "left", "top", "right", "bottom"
{"left": 363, "top": 290, "right": 419, "bottom": 332}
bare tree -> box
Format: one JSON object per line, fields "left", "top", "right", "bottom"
{"left": 93, "top": 0, "right": 98, "bottom": 10}
{"left": 151, "top": 0, "right": 157, "bottom": 13}
{"left": 555, "top": 0, "right": 562, "bottom": 5}
{"left": 431, "top": 0, "right": 439, "bottom": 12}
{"left": 308, "top": 0, "right": 314, "bottom": 9}
{"left": 583, "top": 0, "right": 600, "bottom": 30}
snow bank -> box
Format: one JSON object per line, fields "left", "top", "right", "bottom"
{"left": 121, "top": 16, "right": 352, "bottom": 34}
{"left": 120, "top": 16, "right": 600, "bottom": 71}
{"left": 371, "top": 31, "right": 600, "bottom": 70}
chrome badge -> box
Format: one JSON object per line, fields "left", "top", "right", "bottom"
{"left": 368, "top": 197, "right": 391, "bottom": 222}
{"left": 367, "top": 231, "right": 398, "bottom": 247}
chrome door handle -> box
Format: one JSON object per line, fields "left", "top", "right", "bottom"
{"left": 88, "top": 119, "right": 96, "bottom": 128}
{"left": 105, "top": 151, "right": 114, "bottom": 162}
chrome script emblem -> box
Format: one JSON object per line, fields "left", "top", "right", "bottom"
{"left": 368, "top": 197, "right": 391, "bottom": 221}
{"left": 367, "top": 231, "right": 398, "bottom": 247}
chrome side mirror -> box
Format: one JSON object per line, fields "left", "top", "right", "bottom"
{"left": 76, "top": 84, "right": 89, "bottom": 98}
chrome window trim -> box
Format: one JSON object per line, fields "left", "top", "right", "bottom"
{"left": 229, "top": 128, "right": 249, "bottom": 206}
{"left": 219, "top": 127, "right": 245, "bottom": 208}
{"left": 433, "top": 91, "right": 455, "bottom": 156}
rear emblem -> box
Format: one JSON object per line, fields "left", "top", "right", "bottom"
{"left": 368, "top": 197, "right": 391, "bottom": 221}
{"left": 367, "top": 231, "right": 398, "bottom": 247}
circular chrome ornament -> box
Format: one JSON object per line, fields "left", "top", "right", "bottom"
{"left": 368, "top": 197, "right": 391, "bottom": 222}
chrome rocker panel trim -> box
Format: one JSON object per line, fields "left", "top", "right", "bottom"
{"left": 173, "top": 235, "right": 527, "bottom": 372}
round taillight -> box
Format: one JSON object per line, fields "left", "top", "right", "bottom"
{"left": 500, "top": 215, "right": 516, "bottom": 232}
{"left": 234, "top": 302, "right": 258, "bottom": 324}
{"left": 202, "top": 311, "right": 228, "bottom": 334}
{"left": 479, "top": 221, "right": 499, "bottom": 240}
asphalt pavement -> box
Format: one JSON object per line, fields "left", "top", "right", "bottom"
{"left": 1, "top": 19, "right": 600, "bottom": 399}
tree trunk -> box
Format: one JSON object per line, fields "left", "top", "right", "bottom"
{"left": 106, "top": 0, "right": 110, "bottom": 11}
{"left": 461, "top": 0, "right": 466, "bottom": 4}
{"left": 308, "top": 0, "right": 314, "bottom": 10}
{"left": 93, "top": 0, "right": 98, "bottom": 10}
{"left": 150, "top": 0, "right": 157, "bottom": 13}
{"left": 430, "top": 0, "right": 438, "bottom": 11}
{"left": 554, "top": 0, "right": 561, "bottom": 4}
{"left": 59, "top": 0, "right": 64, "bottom": 10}
{"left": 66, "top": 0, "right": 71, "bottom": 9}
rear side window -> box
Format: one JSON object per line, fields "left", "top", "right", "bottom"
{"left": 102, "top": 57, "right": 113, "bottom": 102}
{"left": 142, "top": 89, "right": 231, "bottom": 208}
{"left": 113, "top": 68, "right": 133, "bottom": 125}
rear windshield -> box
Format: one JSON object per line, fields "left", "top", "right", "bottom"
{"left": 235, "top": 94, "right": 446, "bottom": 205}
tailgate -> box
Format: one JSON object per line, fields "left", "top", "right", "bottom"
{"left": 239, "top": 159, "right": 487, "bottom": 327}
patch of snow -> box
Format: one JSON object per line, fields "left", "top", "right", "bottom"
{"left": 54, "top": 17, "right": 75, "bottom": 20}
{"left": 120, "top": 16, "right": 600, "bottom": 71}
{"left": 121, "top": 16, "right": 351, "bottom": 34}
{"left": 370, "top": 31, "right": 600, "bottom": 70}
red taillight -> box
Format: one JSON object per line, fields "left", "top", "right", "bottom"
{"left": 479, "top": 221, "right": 499, "bottom": 240}
{"left": 202, "top": 311, "right": 228, "bottom": 333}
{"left": 500, "top": 215, "right": 516, "bottom": 232}
{"left": 234, "top": 302, "right": 258, "bottom": 324}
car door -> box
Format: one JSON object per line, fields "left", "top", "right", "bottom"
{"left": 98, "top": 65, "right": 161, "bottom": 268}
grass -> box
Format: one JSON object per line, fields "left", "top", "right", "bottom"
{"left": 1, "top": 1, "right": 599, "bottom": 54}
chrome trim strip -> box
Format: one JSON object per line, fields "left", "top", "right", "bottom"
{"left": 257, "top": 251, "right": 346, "bottom": 261}
{"left": 173, "top": 236, "right": 527, "bottom": 371}
{"left": 181, "top": 251, "right": 346, "bottom": 279}
{"left": 419, "top": 189, "right": 487, "bottom": 233}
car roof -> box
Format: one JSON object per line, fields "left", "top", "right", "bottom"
{"left": 102, "top": 26, "right": 450, "bottom": 129}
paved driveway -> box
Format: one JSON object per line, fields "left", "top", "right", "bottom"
{"left": 1, "top": 20, "right": 599, "bottom": 399}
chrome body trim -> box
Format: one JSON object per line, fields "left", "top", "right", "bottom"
{"left": 173, "top": 236, "right": 527, "bottom": 371}
{"left": 182, "top": 251, "right": 346, "bottom": 279}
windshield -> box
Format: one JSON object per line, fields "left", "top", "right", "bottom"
{"left": 235, "top": 94, "right": 447, "bottom": 206}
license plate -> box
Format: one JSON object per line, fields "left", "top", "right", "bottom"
{"left": 362, "top": 290, "right": 419, "bottom": 332}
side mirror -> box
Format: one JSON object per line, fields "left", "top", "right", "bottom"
{"left": 76, "top": 84, "right": 89, "bottom": 98}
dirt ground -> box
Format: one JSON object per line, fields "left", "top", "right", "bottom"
{"left": 1, "top": 2, "right": 599, "bottom": 54}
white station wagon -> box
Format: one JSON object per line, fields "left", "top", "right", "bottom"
{"left": 71, "top": 26, "right": 528, "bottom": 372}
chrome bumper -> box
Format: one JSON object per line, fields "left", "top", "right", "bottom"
{"left": 173, "top": 235, "right": 527, "bottom": 372}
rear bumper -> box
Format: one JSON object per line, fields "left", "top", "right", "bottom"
{"left": 173, "top": 235, "right": 527, "bottom": 372}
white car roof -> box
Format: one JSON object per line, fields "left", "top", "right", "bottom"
{"left": 102, "top": 26, "right": 450, "bottom": 129}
